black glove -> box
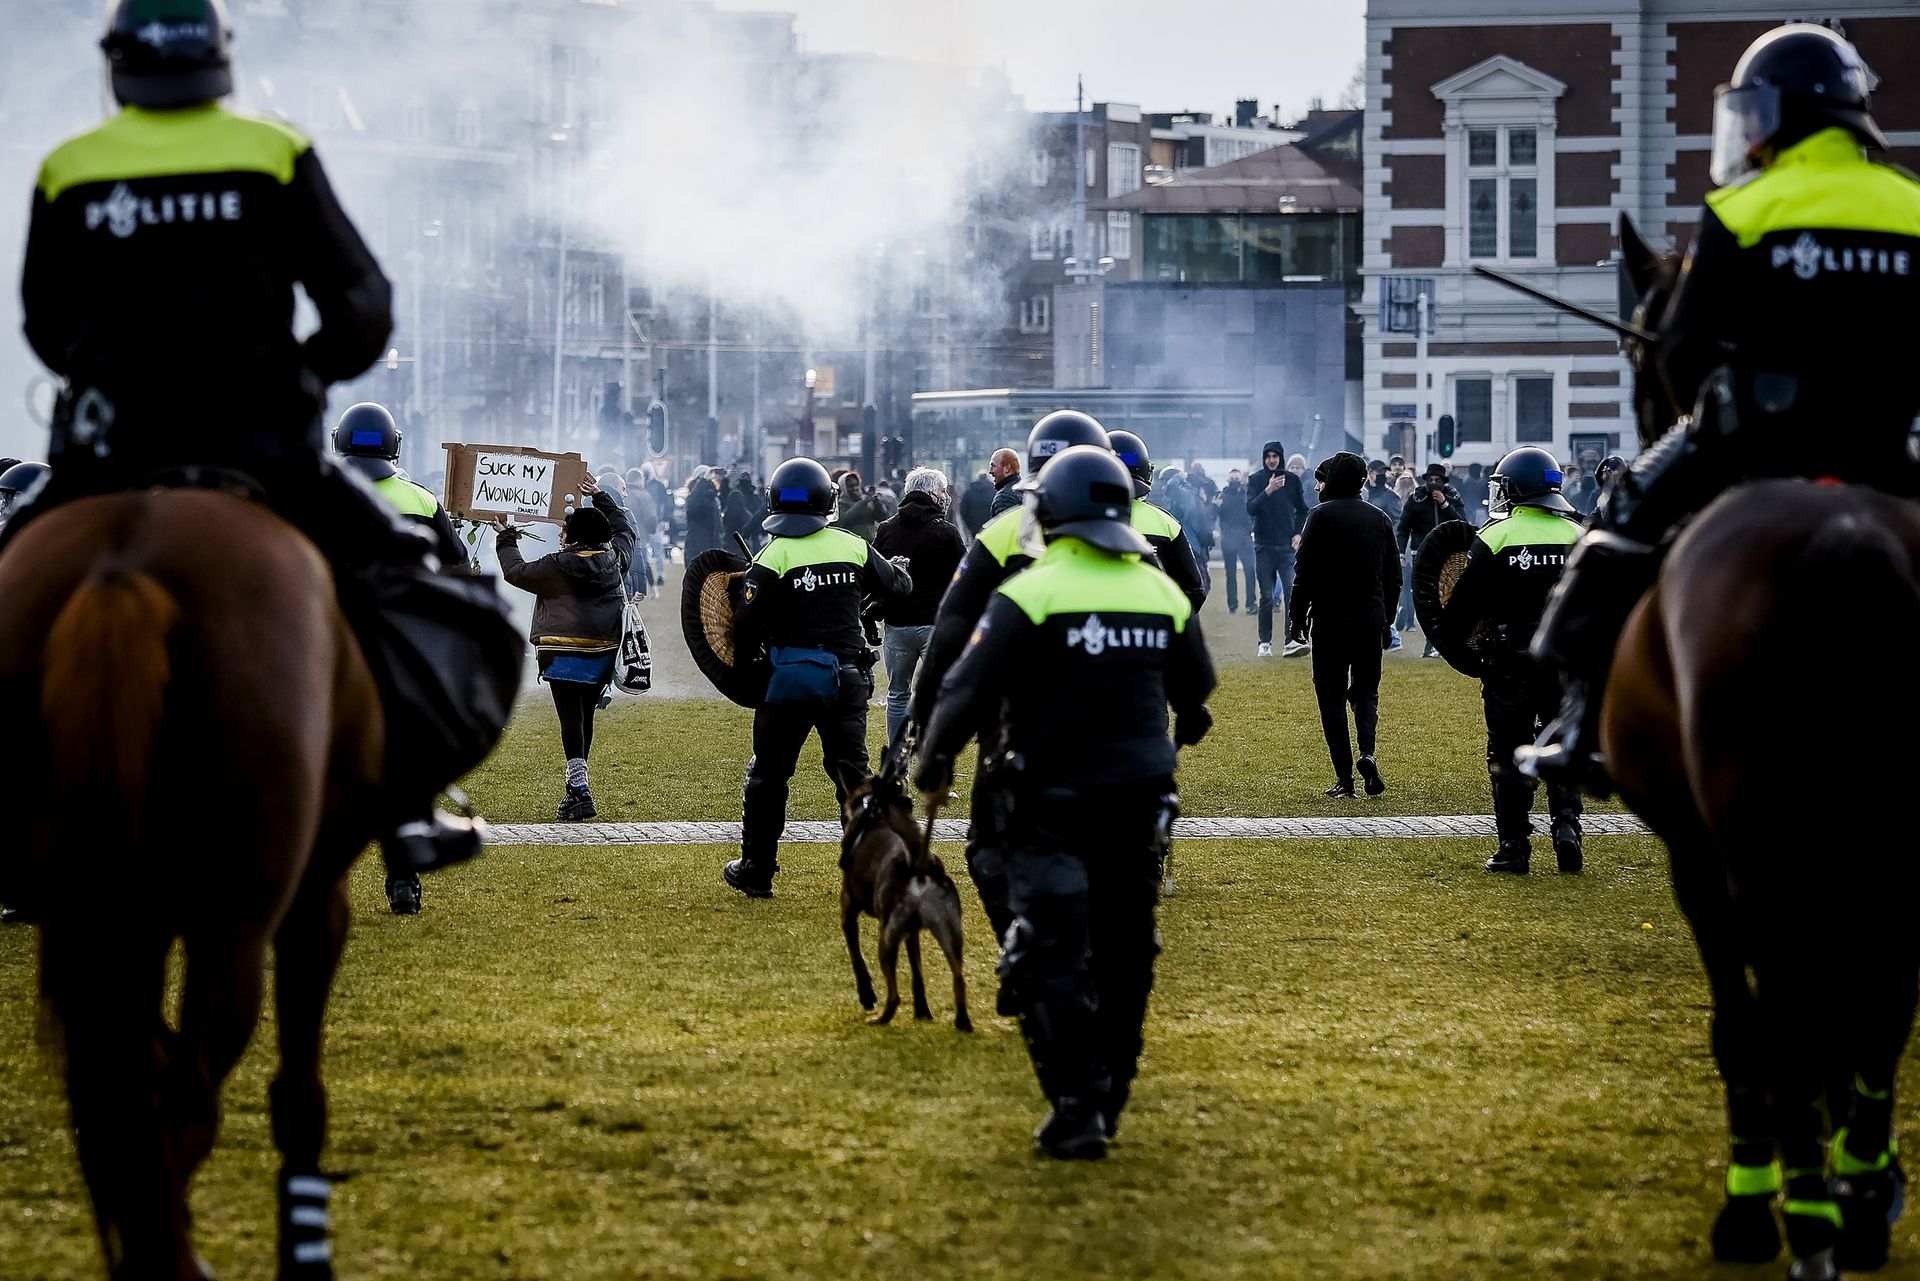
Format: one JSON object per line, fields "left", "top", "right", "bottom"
{"left": 914, "top": 753, "right": 954, "bottom": 795}
{"left": 1174, "top": 704, "right": 1213, "bottom": 747}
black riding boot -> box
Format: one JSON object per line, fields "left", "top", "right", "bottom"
{"left": 1521, "top": 424, "right": 1721, "bottom": 792}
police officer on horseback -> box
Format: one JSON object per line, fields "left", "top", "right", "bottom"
{"left": 724, "top": 457, "right": 911, "bottom": 899}
{"left": 915, "top": 446, "right": 1216, "bottom": 1159}
{"left": 8, "top": 0, "right": 516, "bottom": 874}
{"left": 1443, "top": 449, "right": 1584, "bottom": 873}
{"left": 1524, "top": 23, "right": 1920, "bottom": 788}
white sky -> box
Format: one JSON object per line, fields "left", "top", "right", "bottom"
{"left": 721, "top": 0, "right": 1370, "bottom": 121}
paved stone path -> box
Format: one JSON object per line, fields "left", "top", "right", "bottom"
{"left": 489, "top": 813, "right": 1649, "bottom": 847}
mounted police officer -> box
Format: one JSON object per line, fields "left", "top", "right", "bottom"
{"left": 1524, "top": 23, "right": 1920, "bottom": 788}
{"left": 1444, "top": 449, "right": 1584, "bottom": 873}
{"left": 1108, "top": 429, "right": 1208, "bottom": 613}
{"left": 910, "top": 409, "right": 1110, "bottom": 943}
{"left": 915, "top": 446, "right": 1216, "bottom": 1159}
{"left": 7, "top": 0, "right": 515, "bottom": 876}
{"left": 723, "top": 457, "right": 910, "bottom": 899}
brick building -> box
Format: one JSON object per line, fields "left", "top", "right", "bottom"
{"left": 1363, "top": 0, "right": 1920, "bottom": 472}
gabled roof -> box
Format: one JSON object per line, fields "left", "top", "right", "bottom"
{"left": 1431, "top": 55, "right": 1568, "bottom": 102}
{"left": 1105, "top": 143, "right": 1362, "bottom": 215}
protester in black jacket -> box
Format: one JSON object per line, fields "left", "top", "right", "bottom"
{"left": 1395, "top": 464, "right": 1467, "bottom": 658}
{"left": 684, "top": 470, "right": 722, "bottom": 557}
{"left": 1247, "top": 439, "right": 1311, "bottom": 656}
{"left": 960, "top": 471, "right": 994, "bottom": 536}
{"left": 1215, "top": 472, "right": 1256, "bottom": 614}
{"left": 1290, "top": 453, "right": 1401, "bottom": 797}
{"left": 496, "top": 478, "right": 636, "bottom": 822}
{"left": 871, "top": 469, "right": 967, "bottom": 742}
{"left": 987, "top": 448, "right": 1024, "bottom": 518}
{"left": 723, "top": 476, "right": 756, "bottom": 547}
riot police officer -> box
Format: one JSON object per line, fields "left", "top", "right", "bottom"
{"left": 10, "top": 0, "right": 509, "bottom": 874}
{"left": 333, "top": 402, "right": 464, "bottom": 914}
{"left": 915, "top": 446, "right": 1216, "bottom": 1158}
{"left": 910, "top": 409, "right": 1111, "bottom": 942}
{"left": 333, "top": 402, "right": 462, "bottom": 566}
{"left": 724, "top": 457, "right": 910, "bottom": 898}
{"left": 1109, "top": 430, "right": 1207, "bottom": 612}
{"left": 1524, "top": 23, "right": 1920, "bottom": 787}
{"left": 1444, "top": 449, "right": 1584, "bottom": 873}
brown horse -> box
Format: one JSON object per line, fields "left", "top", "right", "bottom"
{"left": 1604, "top": 218, "right": 1920, "bottom": 1279}
{"left": 0, "top": 490, "right": 382, "bottom": 1280}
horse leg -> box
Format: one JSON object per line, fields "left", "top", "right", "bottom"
{"left": 164, "top": 931, "right": 268, "bottom": 1188}
{"left": 44, "top": 923, "right": 204, "bottom": 1280}
{"left": 906, "top": 929, "right": 932, "bottom": 1021}
{"left": 1832, "top": 955, "right": 1918, "bottom": 1271}
{"left": 268, "top": 872, "right": 351, "bottom": 1281}
{"left": 841, "top": 890, "right": 875, "bottom": 1011}
{"left": 872, "top": 920, "right": 902, "bottom": 1026}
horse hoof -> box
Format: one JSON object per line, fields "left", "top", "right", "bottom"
{"left": 913, "top": 1006, "right": 933, "bottom": 1022}
{"left": 857, "top": 989, "right": 876, "bottom": 1011}
{"left": 954, "top": 1014, "right": 973, "bottom": 1033}
{"left": 1836, "top": 1167, "right": 1906, "bottom": 1271}
{"left": 1713, "top": 1195, "right": 1782, "bottom": 1264}
{"left": 1786, "top": 1249, "right": 1838, "bottom": 1281}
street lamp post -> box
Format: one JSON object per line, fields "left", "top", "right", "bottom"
{"left": 549, "top": 127, "right": 572, "bottom": 454}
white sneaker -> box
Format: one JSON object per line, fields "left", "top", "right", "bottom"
{"left": 1283, "top": 640, "right": 1310, "bottom": 657}
{"left": 1256, "top": 642, "right": 1273, "bottom": 658}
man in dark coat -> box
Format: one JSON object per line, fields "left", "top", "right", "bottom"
{"left": 723, "top": 475, "right": 756, "bottom": 547}
{"left": 684, "top": 470, "right": 722, "bottom": 557}
{"left": 1289, "top": 453, "right": 1401, "bottom": 798}
{"left": 1396, "top": 464, "right": 1467, "bottom": 657}
{"left": 960, "top": 469, "right": 994, "bottom": 536}
{"left": 1247, "top": 439, "right": 1310, "bottom": 657}
{"left": 1215, "top": 470, "right": 1255, "bottom": 614}
{"left": 871, "top": 468, "right": 967, "bottom": 742}
{"left": 987, "top": 447, "right": 1023, "bottom": 518}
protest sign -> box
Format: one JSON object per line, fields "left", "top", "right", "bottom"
{"left": 442, "top": 444, "right": 588, "bottom": 525}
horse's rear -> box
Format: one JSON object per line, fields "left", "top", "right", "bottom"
{"left": 0, "top": 490, "right": 381, "bottom": 1279}
{"left": 1606, "top": 478, "right": 1920, "bottom": 1277}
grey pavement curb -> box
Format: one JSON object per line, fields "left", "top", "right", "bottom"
{"left": 487, "top": 813, "right": 1648, "bottom": 848}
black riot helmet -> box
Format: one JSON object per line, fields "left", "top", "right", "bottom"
{"left": 0, "top": 460, "right": 50, "bottom": 526}
{"left": 1108, "top": 429, "right": 1154, "bottom": 499}
{"left": 102, "top": 0, "right": 235, "bottom": 110}
{"left": 1022, "top": 445, "right": 1152, "bottom": 556}
{"left": 1710, "top": 24, "right": 1887, "bottom": 186}
{"left": 763, "top": 457, "right": 835, "bottom": 536}
{"left": 1490, "top": 447, "right": 1577, "bottom": 517}
{"left": 1026, "top": 410, "right": 1110, "bottom": 476}
{"left": 332, "top": 402, "right": 401, "bottom": 481}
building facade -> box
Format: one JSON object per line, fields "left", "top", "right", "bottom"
{"left": 1363, "top": 0, "right": 1920, "bottom": 473}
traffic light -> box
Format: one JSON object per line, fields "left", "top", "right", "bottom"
{"left": 1437, "top": 413, "right": 1457, "bottom": 458}
{"left": 647, "top": 400, "right": 668, "bottom": 454}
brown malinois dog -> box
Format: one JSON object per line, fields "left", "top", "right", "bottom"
{"left": 837, "top": 760, "right": 970, "bottom": 1031}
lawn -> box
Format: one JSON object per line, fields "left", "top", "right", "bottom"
{"left": 2, "top": 593, "right": 1910, "bottom": 1280}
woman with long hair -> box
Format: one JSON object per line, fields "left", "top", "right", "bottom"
{"left": 495, "top": 474, "right": 636, "bottom": 820}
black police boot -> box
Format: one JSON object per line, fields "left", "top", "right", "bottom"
{"left": 1034, "top": 1097, "right": 1108, "bottom": 1160}
{"left": 1552, "top": 813, "right": 1583, "bottom": 874}
{"left": 386, "top": 874, "right": 422, "bottom": 915}
{"left": 723, "top": 858, "right": 774, "bottom": 899}
{"left": 1356, "top": 755, "right": 1386, "bottom": 797}
{"left": 556, "top": 784, "right": 596, "bottom": 822}
{"left": 1325, "top": 779, "right": 1356, "bottom": 799}
{"left": 1485, "top": 840, "right": 1531, "bottom": 875}
{"left": 385, "top": 808, "right": 485, "bottom": 876}
{"left": 1516, "top": 532, "right": 1663, "bottom": 794}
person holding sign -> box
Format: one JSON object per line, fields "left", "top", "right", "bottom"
{"left": 494, "top": 474, "right": 636, "bottom": 822}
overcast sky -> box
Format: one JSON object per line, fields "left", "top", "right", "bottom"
{"left": 721, "top": 0, "right": 1370, "bottom": 122}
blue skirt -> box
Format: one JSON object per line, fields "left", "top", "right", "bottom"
{"left": 541, "top": 653, "right": 616, "bottom": 686}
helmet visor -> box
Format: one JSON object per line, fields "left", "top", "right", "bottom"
{"left": 1487, "top": 474, "right": 1513, "bottom": 519}
{"left": 1710, "top": 84, "right": 1780, "bottom": 187}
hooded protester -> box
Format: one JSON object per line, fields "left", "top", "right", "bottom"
{"left": 1246, "top": 439, "right": 1310, "bottom": 656}
{"left": 1289, "top": 452, "right": 1401, "bottom": 798}
{"left": 871, "top": 468, "right": 967, "bottom": 742}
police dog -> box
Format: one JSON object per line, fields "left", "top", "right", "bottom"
{"left": 836, "top": 762, "right": 971, "bottom": 1032}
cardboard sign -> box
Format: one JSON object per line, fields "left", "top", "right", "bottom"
{"left": 442, "top": 444, "right": 588, "bottom": 525}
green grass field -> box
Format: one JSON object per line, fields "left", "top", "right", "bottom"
{"left": 2, "top": 593, "right": 1915, "bottom": 1279}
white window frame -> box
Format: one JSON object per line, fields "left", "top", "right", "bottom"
{"left": 1465, "top": 126, "right": 1541, "bottom": 262}
{"left": 1107, "top": 211, "right": 1133, "bottom": 260}
{"left": 1432, "top": 56, "right": 1563, "bottom": 269}
{"left": 1029, "top": 148, "right": 1051, "bottom": 186}
{"left": 1511, "top": 372, "right": 1556, "bottom": 443}
{"left": 1029, "top": 219, "right": 1055, "bottom": 260}
{"left": 1019, "top": 294, "right": 1051, "bottom": 335}
{"left": 1107, "top": 142, "right": 1141, "bottom": 198}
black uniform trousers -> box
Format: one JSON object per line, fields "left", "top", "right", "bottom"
{"left": 1001, "top": 781, "right": 1167, "bottom": 1117}
{"left": 1219, "top": 533, "right": 1256, "bottom": 613}
{"left": 740, "top": 664, "right": 873, "bottom": 875}
{"left": 964, "top": 726, "right": 1017, "bottom": 947}
{"left": 1309, "top": 615, "right": 1382, "bottom": 783}
{"left": 1483, "top": 653, "right": 1581, "bottom": 842}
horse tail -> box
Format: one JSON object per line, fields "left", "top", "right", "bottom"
{"left": 41, "top": 569, "right": 181, "bottom": 842}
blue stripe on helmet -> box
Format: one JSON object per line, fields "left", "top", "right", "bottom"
{"left": 1543, "top": 468, "right": 1564, "bottom": 485}
{"left": 778, "top": 487, "right": 811, "bottom": 503}
{"left": 1117, "top": 451, "right": 1143, "bottom": 467}
{"left": 350, "top": 430, "right": 387, "bottom": 447}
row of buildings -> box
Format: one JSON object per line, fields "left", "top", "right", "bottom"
{"left": 4, "top": 0, "right": 1916, "bottom": 482}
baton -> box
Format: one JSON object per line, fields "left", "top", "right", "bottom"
{"left": 1472, "top": 264, "right": 1656, "bottom": 344}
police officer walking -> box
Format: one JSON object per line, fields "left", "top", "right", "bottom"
{"left": 10, "top": 0, "right": 506, "bottom": 875}
{"left": 1525, "top": 23, "right": 1920, "bottom": 787}
{"left": 1109, "top": 430, "right": 1208, "bottom": 613}
{"left": 911, "top": 410, "right": 1111, "bottom": 943}
{"left": 915, "top": 447, "right": 1216, "bottom": 1159}
{"left": 1445, "top": 449, "right": 1584, "bottom": 873}
{"left": 724, "top": 457, "right": 910, "bottom": 898}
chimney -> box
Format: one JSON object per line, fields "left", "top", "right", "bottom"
{"left": 1234, "top": 98, "right": 1258, "bottom": 129}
